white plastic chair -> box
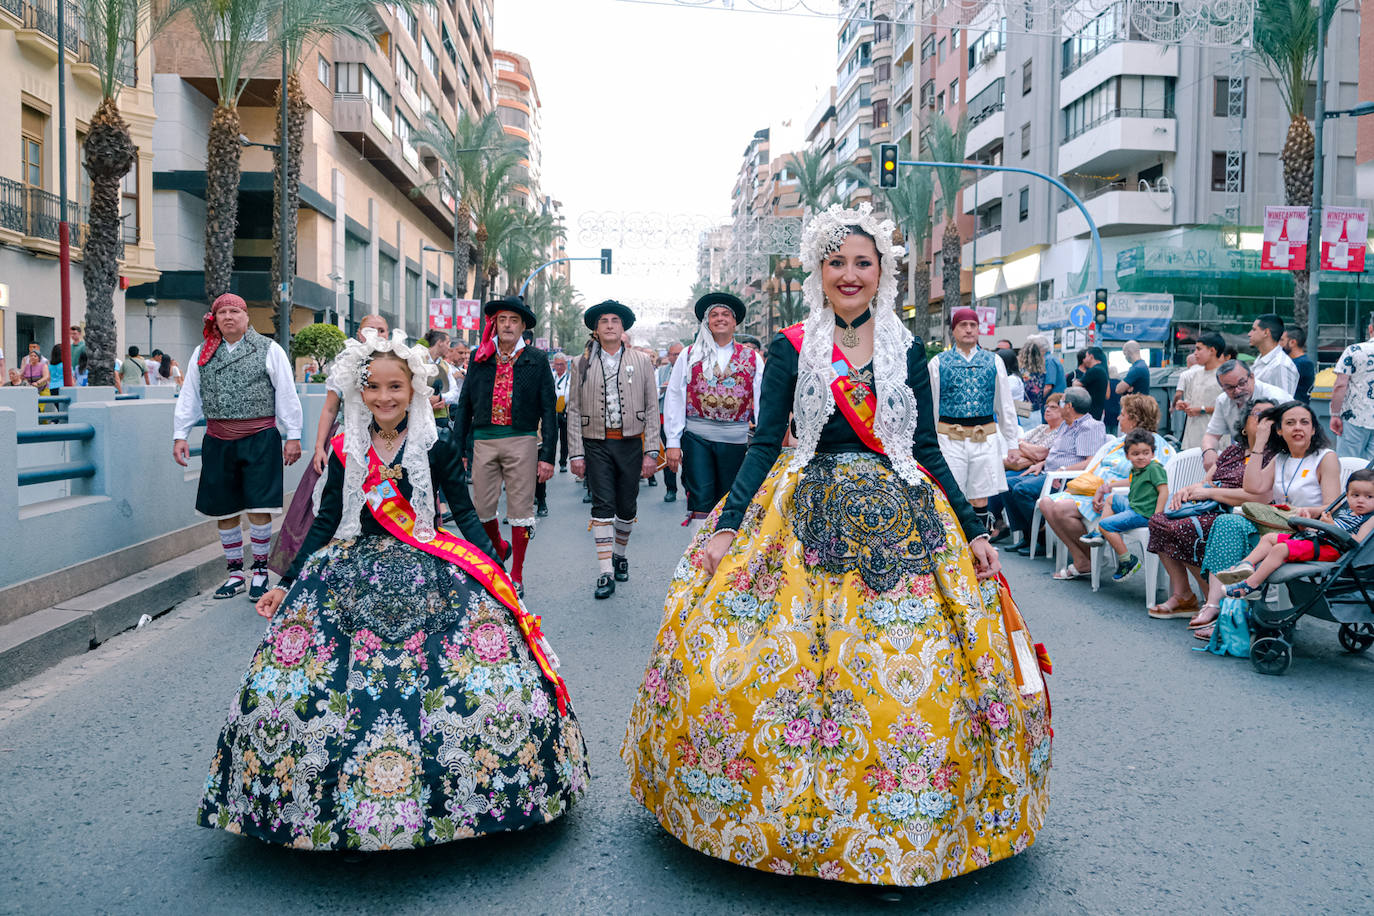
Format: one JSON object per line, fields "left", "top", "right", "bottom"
{"left": 1088, "top": 447, "right": 1206, "bottom": 604}
{"left": 1028, "top": 440, "right": 1114, "bottom": 560}
{"left": 1339, "top": 455, "right": 1369, "bottom": 488}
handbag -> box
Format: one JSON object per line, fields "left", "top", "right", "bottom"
{"left": 1164, "top": 499, "right": 1221, "bottom": 519}
{"left": 1066, "top": 472, "right": 1104, "bottom": 497}
{"left": 994, "top": 574, "right": 1050, "bottom": 699}
{"left": 1015, "top": 399, "right": 1032, "bottom": 419}
{"left": 1241, "top": 501, "right": 1295, "bottom": 532}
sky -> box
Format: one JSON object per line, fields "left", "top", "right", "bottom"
{"left": 494, "top": 0, "right": 836, "bottom": 328}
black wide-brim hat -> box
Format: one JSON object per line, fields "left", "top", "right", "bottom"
{"left": 483, "top": 296, "right": 536, "bottom": 329}
{"left": 694, "top": 291, "right": 746, "bottom": 323}
{"left": 583, "top": 299, "right": 636, "bottom": 331}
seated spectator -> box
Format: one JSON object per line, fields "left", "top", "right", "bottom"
{"left": 1217, "top": 469, "right": 1374, "bottom": 598}
{"left": 1038, "top": 393, "right": 1176, "bottom": 579}
{"left": 1145, "top": 397, "right": 1278, "bottom": 619}
{"left": 1004, "top": 387, "right": 1107, "bottom": 556}
{"left": 6, "top": 368, "right": 23, "bottom": 386}
{"left": 20, "top": 342, "right": 49, "bottom": 391}
{"left": 1191, "top": 400, "right": 1341, "bottom": 639}
{"left": 990, "top": 392, "right": 1064, "bottom": 543}
{"left": 1200, "top": 359, "right": 1289, "bottom": 470}
{"left": 1078, "top": 428, "right": 1168, "bottom": 581}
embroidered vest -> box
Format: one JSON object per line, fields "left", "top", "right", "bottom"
{"left": 937, "top": 346, "right": 997, "bottom": 418}
{"left": 200, "top": 328, "right": 275, "bottom": 419}
{"left": 685, "top": 344, "right": 756, "bottom": 424}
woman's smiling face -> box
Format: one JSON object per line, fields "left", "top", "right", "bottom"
{"left": 821, "top": 232, "right": 880, "bottom": 314}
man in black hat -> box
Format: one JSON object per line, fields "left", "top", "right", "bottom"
{"left": 662, "top": 292, "right": 761, "bottom": 535}
{"left": 567, "top": 300, "right": 661, "bottom": 599}
{"left": 452, "top": 296, "right": 556, "bottom": 597}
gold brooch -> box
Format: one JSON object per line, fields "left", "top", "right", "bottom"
{"left": 377, "top": 466, "right": 405, "bottom": 482}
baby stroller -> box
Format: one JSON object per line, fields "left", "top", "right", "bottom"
{"left": 1248, "top": 484, "right": 1374, "bottom": 677}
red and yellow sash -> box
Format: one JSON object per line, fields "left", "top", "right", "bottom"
{"left": 782, "top": 324, "right": 884, "bottom": 453}
{"left": 331, "top": 434, "right": 570, "bottom": 715}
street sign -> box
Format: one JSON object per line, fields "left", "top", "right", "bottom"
{"left": 1063, "top": 327, "right": 1087, "bottom": 351}
{"left": 1261, "top": 206, "right": 1309, "bottom": 270}
{"left": 428, "top": 297, "right": 453, "bottom": 331}
{"left": 1321, "top": 207, "right": 1368, "bottom": 272}
{"left": 1068, "top": 302, "right": 1093, "bottom": 329}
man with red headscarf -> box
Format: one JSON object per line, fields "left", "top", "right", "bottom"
{"left": 451, "top": 296, "right": 556, "bottom": 597}
{"left": 173, "top": 294, "right": 303, "bottom": 600}
{"left": 928, "top": 307, "right": 1019, "bottom": 533}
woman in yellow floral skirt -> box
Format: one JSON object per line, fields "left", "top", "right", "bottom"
{"left": 622, "top": 204, "right": 1051, "bottom": 887}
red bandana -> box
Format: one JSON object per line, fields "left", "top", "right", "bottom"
{"left": 199, "top": 293, "right": 247, "bottom": 367}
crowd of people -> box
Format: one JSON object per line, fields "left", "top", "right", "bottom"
{"left": 3, "top": 325, "right": 182, "bottom": 395}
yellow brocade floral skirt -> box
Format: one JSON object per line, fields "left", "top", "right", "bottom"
{"left": 621, "top": 451, "right": 1051, "bottom": 887}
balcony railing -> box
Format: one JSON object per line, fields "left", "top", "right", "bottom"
{"left": 0, "top": 177, "right": 90, "bottom": 247}
{"left": 969, "top": 100, "right": 1004, "bottom": 126}
{"left": 4, "top": 0, "right": 138, "bottom": 85}
{"left": 975, "top": 222, "right": 1002, "bottom": 239}
{"left": 1062, "top": 106, "right": 1174, "bottom": 143}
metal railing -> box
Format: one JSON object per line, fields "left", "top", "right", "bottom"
{"left": 16, "top": 422, "right": 95, "bottom": 487}
{"left": 969, "top": 100, "right": 1004, "bottom": 126}
{"left": 0, "top": 177, "right": 91, "bottom": 247}
{"left": 1062, "top": 106, "right": 1175, "bottom": 143}
{"left": 0, "top": 0, "right": 23, "bottom": 21}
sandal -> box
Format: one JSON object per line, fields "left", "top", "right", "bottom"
{"left": 1148, "top": 594, "right": 1199, "bottom": 619}
{"left": 1225, "top": 581, "right": 1264, "bottom": 600}
{"left": 1187, "top": 604, "right": 1220, "bottom": 630}
{"left": 1215, "top": 562, "right": 1256, "bottom": 586}
{"left": 1193, "top": 624, "right": 1215, "bottom": 641}
{"left": 1052, "top": 564, "right": 1088, "bottom": 580}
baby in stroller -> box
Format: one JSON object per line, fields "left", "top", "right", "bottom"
{"left": 1217, "top": 468, "right": 1374, "bottom": 599}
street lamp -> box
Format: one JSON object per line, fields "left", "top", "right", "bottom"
{"left": 144, "top": 296, "right": 157, "bottom": 353}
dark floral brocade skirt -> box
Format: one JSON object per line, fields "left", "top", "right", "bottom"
{"left": 198, "top": 534, "right": 589, "bottom": 851}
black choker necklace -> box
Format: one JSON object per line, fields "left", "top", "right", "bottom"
{"left": 834, "top": 308, "right": 872, "bottom": 348}
{"left": 369, "top": 415, "right": 408, "bottom": 446}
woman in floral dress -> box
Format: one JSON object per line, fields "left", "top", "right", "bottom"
{"left": 199, "top": 329, "right": 588, "bottom": 851}
{"left": 622, "top": 205, "right": 1051, "bottom": 887}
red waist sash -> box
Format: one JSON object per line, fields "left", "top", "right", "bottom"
{"left": 332, "top": 434, "right": 570, "bottom": 714}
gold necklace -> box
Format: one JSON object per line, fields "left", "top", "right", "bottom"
{"left": 834, "top": 308, "right": 872, "bottom": 348}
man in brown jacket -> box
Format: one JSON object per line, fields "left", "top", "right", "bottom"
{"left": 567, "top": 300, "right": 661, "bottom": 599}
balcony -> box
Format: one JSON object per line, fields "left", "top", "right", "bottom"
{"left": 966, "top": 45, "right": 1005, "bottom": 101}
{"left": 895, "top": 65, "right": 914, "bottom": 102}
{"left": 10, "top": 0, "right": 79, "bottom": 62}
{"left": 1060, "top": 42, "right": 1178, "bottom": 107}
{"left": 962, "top": 224, "right": 1002, "bottom": 268}
{"left": 0, "top": 178, "right": 90, "bottom": 252}
{"left": 894, "top": 107, "right": 913, "bottom": 142}
{"left": 965, "top": 105, "right": 1004, "bottom": 158}
{"left": 1056, "top": 182, "right": 1175, "bottom": 240}
{"left": 962, "top": 171, "right": 1005, "bottom": 214}
{"left": 1058, "top": 107, "right": 1175, "bottom": 175}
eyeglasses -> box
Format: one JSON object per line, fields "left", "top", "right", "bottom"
{"left": 1220, "top": 377, "right": 1251, "bottom": 394}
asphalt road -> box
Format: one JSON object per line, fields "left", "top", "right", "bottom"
{"left": 3, "top": 470, "right": 1372, "bottom": 915}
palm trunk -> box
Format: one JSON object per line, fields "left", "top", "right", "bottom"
{"left": 82, "top": 98, "right": 136, "bottom": 387}
{"left": 454, "top": 201, "right": 471, "bottom": 298}
{"left": 271, "top": 73, "right": 306, "bottom": 339}
{"left": 913, "top": 258, "right": 932, "bottom": 343}
{"left": 1282, "top": 114, "right": 1316, "bottom": 333}
{"left": 906, "top": 243, "right": 930, "bottom": 342}
{"left": 472, "top": 229, "right": 488, "bottom": 302}
{"left": 941, "top": 220, "right": 962, "bottom": 335}
{"left": 205, "top": 103, "right": 242, "bottom": 300}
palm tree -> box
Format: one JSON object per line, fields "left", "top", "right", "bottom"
{"left": 1252, "top": 0, "right": 1340, "bottom": 330}
{"left": 549, "top": 284, "right": 584, "bottom": 351}
{"left": 270, "top": 0, "right": 411, "bottom": 339}
{"left": 76, "top": 0, "right": 179, "bottom": 385}
{"left": 468, "top": 150, "right": 527, "bottom": 302}
{"left": 925, "top": 112, "right": 969, "bottom": 330}
{"left": 410, "top": 110, "right": 515, "bottom": 299}
{"left": 883, "top": 141, "right": 935, "bottom": 340}
{"left": 787, "top": 147, "right": 864, "bottom": 218}
{"left": 185, "top": 0, "right": 282, "bottom": 300}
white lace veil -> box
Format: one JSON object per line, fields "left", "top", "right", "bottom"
{"left": 328, "top": 328, "right": 441, "bottom": 542}
{"left": 687, "top": 314, "right": 723, "bottom": 380}
{"left": 790, "top": 203, "right": 923, "bottom": 485}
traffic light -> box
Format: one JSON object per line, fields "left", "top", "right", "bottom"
{"left": 1094, "top": 287, "right": 1109, "bottom": 326}
{"left": 878, "top": 144, "right": 899, "bottom": 189}
{"left": 600, "top": 248, "right": 612, "bottom": 275}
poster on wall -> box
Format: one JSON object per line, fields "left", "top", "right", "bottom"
{"left": 1320, "top": 207, "right": 1368, "bottom": 272}
{"left": 975, "top": 305, "right": 996, "bottom": 336}
{"left": 455, "top": 299, "right": 481, "bottom": 331}
{"left": 1261, "top": 206, "right": 1309, "bottom": 270}
{"left": 428, "top": 297, "right": 453, "bottom": 330}
{"left": 1099, "top": 293, "right": 1174, "bottom": 342}
{"left": 1037, "top": 292, "right": 1092, "bottom": 330}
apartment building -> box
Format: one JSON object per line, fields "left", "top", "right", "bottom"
{"left": 696, "top": 224, "right": 730, "bottom": 288}
{"left": 494, "top": 49, "right": 540, "bottom": 209}
{"left": 140, "top": 1, "right": 496, "bottom": 360}
{"left": 723, "top": 128, "right": 804, "bottom": 339}
{"left": 957, "top": 0, "right": 1364, "bottom": 350}
{"left": 1358, "top": 9, "right": 1374, "bottom": 203}
{"left": 0, "top": 0, "right": 159, "bottom": 364}
{"left": 832, "top": 1, "right": 896, "bottom": 207}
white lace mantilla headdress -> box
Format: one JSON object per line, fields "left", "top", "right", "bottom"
{"left": 791, "top": 202, "right": 923, "bottom": 485}
{"left": 687, "top": 312, "right": 729, "bottom": 381}
{"left": 329, "top": 328, "right": 441, "bottom": 542}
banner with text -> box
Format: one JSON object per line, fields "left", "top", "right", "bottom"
{"left": 456, "top": 299, "right": 481, "bottom": 331}
{"left": 976, "top": 305, "right": 996, "bottom": 336}
{"left": 1321, "top": 207, "right": 1368, "bottom": 272}
{"left": 1099, "top": 292, "right": 1174, "bottom": 342}
{"left": 428, "top": 297, "right": 453, "bottom": 331}
{"left": 1036, "top": 292, "right": 1093, "bottom": 331}
{"left": 1261, "top": 206, "right": 1309, "bottom": 270}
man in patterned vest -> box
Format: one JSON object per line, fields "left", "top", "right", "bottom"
{"left": 663, "top": 292, "right": 761, "bottom": 535}
{"left": 567, "top": 300, "right": 661, "bottom": 599}
{"left": 928, "top": 307, "right": 1019, "bottom": 532}
{"left": 173, "top": 293, "right": 303, "bottom": 600}
{"left": 451, "top": 296, "right": 556, "bottom": 598}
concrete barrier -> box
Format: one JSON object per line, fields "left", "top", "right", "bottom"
{"left": 0, "top": 386, "right": 326, "bottom": 602}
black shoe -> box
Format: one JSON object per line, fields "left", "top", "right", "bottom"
{"left": 594, "top": 573, "right": 615, "bottom": 599}
{"left": 582, "top": 492, "right": 592, "bottom": 503}
{"left": 663, "top": 491, "right": 677, "bottom": 503}
{"left": 989, "top": 525, "right": 1012, "bottom": 545}
{"left": 536, "top": 501, "right": 549, "bottom": 518}
{"left": 647, "top": 476, "right": 657, "bottom": 487}
{"left": 514, "top": 581, "right": 525, "bottom": 598}
{"left": 248, "top": 569, "right": 270, "bottom": 600}
{"left": 613, "top": 555, "right": 629, "bottom": 582}
{"left": 559, "top": 464, "right": 567, "bottom": 473}
{"left": 1014, "top": 544, "right": 1032, "bottom": 557}
{"left": 213, "top": 575, "right": 246, "bottom": 600}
